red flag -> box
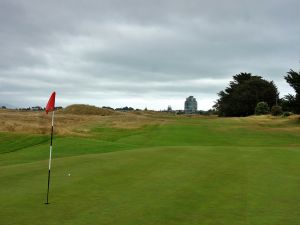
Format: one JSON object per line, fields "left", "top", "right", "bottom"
{"left": 46, "top": 92, "right": 56, "bottom": 114}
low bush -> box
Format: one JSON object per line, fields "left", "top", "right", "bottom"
{"left": 282, "top": 111, "right": 293, "bottom": 117}
{"left": 255, "top": 102, "right": 269, "bottom": 115}
{"left": 271, "top": 105, "right": 283, "bottom": 116}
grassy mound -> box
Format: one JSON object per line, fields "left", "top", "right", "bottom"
{"left": 62, "top": 104, "right": 116, "bottom": 116}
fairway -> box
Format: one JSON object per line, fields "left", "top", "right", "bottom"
{"left": 1, "top": 112, "right": 300, "bottom": 225}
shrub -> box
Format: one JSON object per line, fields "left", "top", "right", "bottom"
{"left": 271, "top": 105, "right": 283, "bottom": 116}
{"left": 255, "top": 102, "right": 269, "bottom": 115}
{"left": 282, "top": 111, "right": 293, "bottom": 117}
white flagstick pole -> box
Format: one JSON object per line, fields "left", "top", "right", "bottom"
{"left": 45, "top": 110, "right": 55, "bottom": 204}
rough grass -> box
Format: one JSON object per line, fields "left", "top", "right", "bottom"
{"left": 0, "top": 109, "right": 167, "bottom": 136}
{"left": 1, "top": 112, "right": 300, "bottom": 225}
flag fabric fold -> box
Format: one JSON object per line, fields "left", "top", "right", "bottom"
{"left": 46, "top": 92, "right": 56, "bottom": 114}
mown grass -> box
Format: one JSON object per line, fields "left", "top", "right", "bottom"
{"left": 1, "top": 114, "right": 300, "bottom": 225}
{"left": 0, "top": 132, "right": 49, "bottom": 154}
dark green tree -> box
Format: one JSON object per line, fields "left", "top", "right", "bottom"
{"left": 280, "top": 94, "right": 296, "bottom": 112}
{"left": 215, "top": 73, "right": 278, "bottom": 117}
{"left": 284, "top": 70, "right": 300, "bottom": 113}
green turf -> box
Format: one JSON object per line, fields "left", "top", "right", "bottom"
{"left": 1, "top": 116, "right": 300, "bottom": 225}
{"left": 0, "top": 132, "right": 49, "bottom": 154}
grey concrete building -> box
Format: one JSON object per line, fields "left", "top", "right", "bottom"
{"left": 184, "top": 96, "right": 197, "bottom": 113}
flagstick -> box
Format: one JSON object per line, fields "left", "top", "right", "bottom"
{"left": 45, "top": 110, "right": 55, "bottom": 204}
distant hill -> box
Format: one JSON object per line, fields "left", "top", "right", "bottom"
{"left": 62, "top": 104, "right": 116, "bottom": 116}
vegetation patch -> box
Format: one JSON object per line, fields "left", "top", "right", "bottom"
{"left": 62, "top": 104, "right": 117, "bottom": 116}
{"left": 1, "top": 112, "right": 300, "bottom": 225}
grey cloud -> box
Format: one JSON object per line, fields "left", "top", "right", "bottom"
{"left": 0, "top": 0, "right": 299, "bottom": 110}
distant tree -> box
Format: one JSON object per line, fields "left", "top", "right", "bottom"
{"left": 215, "top": 73, "right": 278, "bottom": 117}
{"left": 284, "top": 70, "right": 300, "bottom": 113}
{"left": 280, "top": 94, "right": 296, "bottom": 112}
{"left": 207, "top": 109, "right": 218, "bottom": 115}
{"left": 115, "top": 106, "right": 134, "bottom": 112}
{"left": 255, "top": 102, "right": 269, "bottom": 115}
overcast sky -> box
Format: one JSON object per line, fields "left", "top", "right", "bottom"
{"left": 0, "top": 0, "right": 299, "bottom": 110}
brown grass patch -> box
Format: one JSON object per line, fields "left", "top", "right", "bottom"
{"left": 0, "top": 109, "right": 170, "bottom": 136}
{"left": 2, "top": 108, "right": 297, "bottom": 136}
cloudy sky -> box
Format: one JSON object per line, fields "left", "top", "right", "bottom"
{"left": 0, "top": 0, "right": 299, "bottom": 110}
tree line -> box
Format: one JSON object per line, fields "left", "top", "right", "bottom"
{"left": 214, "top": 70, "right": 300, "bottom": 117}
